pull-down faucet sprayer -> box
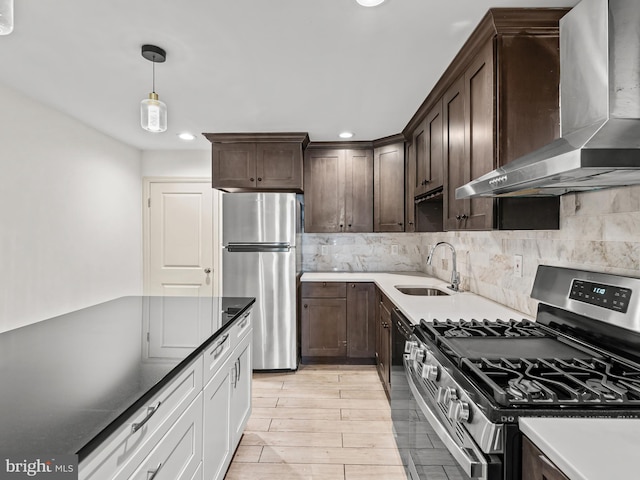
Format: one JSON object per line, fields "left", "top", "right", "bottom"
{"left": 426, "top": 242, "right": 461, "bottom": 292}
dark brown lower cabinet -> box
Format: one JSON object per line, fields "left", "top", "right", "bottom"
{"left": 301, "top": 297, "right": 347, "bottom": 357}
{"left": 300, "top": 282, "right": 375, "bottom": 363}
{"left": 376, "top": 290, "right": 393, "bottom": 395}
{"left": 522, "top": 436, "right": 570, "bottom": 480}
{"left": 346, "top": 283, "right": 376, "bottom": 358}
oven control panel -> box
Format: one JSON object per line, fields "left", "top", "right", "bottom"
{"left": 570, "top": 279, "right": 632, "bottom": 313}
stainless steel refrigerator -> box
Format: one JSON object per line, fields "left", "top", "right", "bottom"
{"left": 222, "top": 192, "right": 300, "bottom": 370}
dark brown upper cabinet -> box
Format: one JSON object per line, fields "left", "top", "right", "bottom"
{"left": 403, "top": 8, "right": 568, "bottom": 231}
{"left": 204, "top": 132, "right": 309, "bottom": 192}
{"left": 303, "top": 144, "right": 373, "bottom": 233}
{"left": 412, "top": 100, "right": 444, "bottom": 199}
{"left": 374, "top": 136, "right": 405, "bottom": 232}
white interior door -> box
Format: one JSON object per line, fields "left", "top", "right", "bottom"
{"left": 145, "top": 181, "right": 217, "bottom": 297}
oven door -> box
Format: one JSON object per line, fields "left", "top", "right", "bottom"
{"left": 404, "top": 354, "right": 502, "bottom": 480}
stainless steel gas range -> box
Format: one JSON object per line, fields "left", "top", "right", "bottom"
{"left": 401, "top": 265, "right": 640, "bottom": 480}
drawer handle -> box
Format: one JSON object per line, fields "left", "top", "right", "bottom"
{"left": 131, "top": 402, "right": 162, "bottom": 433}
{"left": 236, "top": 358, "right": 242, "bottom": 385}
{"left": 240, "top": 315, "right": 250, "bottom": 328}
{"left": 211, "top": 334, "right": 229, "bottom": 359}
{"left": 147, "top": 463, "right": 162, "bottom": 480}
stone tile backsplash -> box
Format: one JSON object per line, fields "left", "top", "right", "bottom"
{"left": 302, "top": 185, "right": 640, "bottom": 317}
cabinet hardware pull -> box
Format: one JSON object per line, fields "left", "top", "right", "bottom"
{"left": 131, "top": 402, "right": 162, "bottom": 433}
{"left": 147, "top": 463, "right": 162, "bottom": 480}
{"left": 257, "top": 177, "right": 262, "bottom": 181}
{"left": 250, "top": 178, "right": 255, "bottom": 182}
{"left": 409, "top": 221, "right": 414, "bottom": 225}
{"left": 240, "top": 314, "right": 250, "bottom": 328}
{"left": 398, "top": 222, "right": 403, "bottom": 226}
{"left": 237, "top": 358, "right": 242, "bottom": 385}
{"left": 232, "top": 363, "right": 237, "bottom": 388}
{"left": 323, "top": 282, "right": 327, "bottom": 286}
{"left": 456, "top": 215, "right": 461, "bottom": 220}
{"left": 348, "top": 224, "right": 352, "bottom": 228}
{"left": 461, "top": 214, "right": 468, "bottom": 220}
{"left": 211, "top": 334, "right": 229, "bottom": 359}
{"left": 204, "top": 267, "right": 211, "bottom": 274}
{"left": 303, "top": 304, "right": 308, "bottom": 308}
{"left": 339, "top": 224, "right": 344, "bottom": 229}
{"left": 351, "top": 284, "right": 355, "bottom": 288}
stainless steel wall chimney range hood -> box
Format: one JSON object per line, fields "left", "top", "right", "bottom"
{"left": 456, "top": 0, "right": 640, "bottom": 199}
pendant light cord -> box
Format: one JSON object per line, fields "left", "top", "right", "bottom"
{"left": 152, "top": 55, "right": 156, "bottom": 93}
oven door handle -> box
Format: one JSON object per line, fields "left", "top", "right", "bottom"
{"left": 405, "top": 364, "right": 493, "bottom": 480}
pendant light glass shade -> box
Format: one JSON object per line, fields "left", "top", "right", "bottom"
{"left": 140, "top": 45, "right": 167, "bottom": 133}
{"left": 0, "top": 0, "right": 14, "bottom": 35}
{"left": 141, "top": 92, "right": 167, "bottom": 133}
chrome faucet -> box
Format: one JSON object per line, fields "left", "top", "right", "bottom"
{"left": 426, "top": 242, "right": 461, "bottom": 292}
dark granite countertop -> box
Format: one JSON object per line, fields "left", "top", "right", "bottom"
{"left": 0, "top": 296, "right": 254, "bottom": 459}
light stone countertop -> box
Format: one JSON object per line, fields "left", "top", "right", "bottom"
{"left": 519, "top": 417, "right": 640, "bottom": 480}
{"left": 300, "top": 272, "right": 532, "bottom": 323}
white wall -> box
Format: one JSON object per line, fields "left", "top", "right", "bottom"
{"left": 0, "top": 83, "right": 143, "bottom": 333}
{"left": 141, "top": 150, "right": 210, "bottom": 177}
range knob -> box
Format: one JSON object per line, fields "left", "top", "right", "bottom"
{"left": 447, "top": 400, "right": 472, "bottom": 423}
{"left": 404, "top": 340, "right": 417, "bottom": 354}
{"left": 436, "top": 386, "right": 458, "bottom": 405}
{"left": 421, "top": 364, "right": 440, "bottom": 381}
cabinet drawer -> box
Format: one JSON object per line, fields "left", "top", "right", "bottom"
{"left": 203, "top": 331, "right": 232, "bottom": 386}
{"left": 301, "top": 282, "right": 347, "bottom": 298}
{"left": 231, "top": 310, "right": 252, "bottom": 351}
{"left": 126, "top": 394, "right": 203, "bottom": 480}
{"left": 80, "top": 358, "right": 203, "bottom": 480}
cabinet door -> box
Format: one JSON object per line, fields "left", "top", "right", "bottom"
{"left": 412, "top": 118, "right": 429, "bottom": 197}
{"left": 212, "top": 143, "right": 257, "bottom": 189}
{"left": 426, "top": 99, "right": 444, "bottom": 192}
{"left": 256, "top": 143, "right": 303, "bottom": 190}
{"left": 378, "top": 298, "right": 391, "bottom": 393}
{"left": 374, "top": 143, "right": 405, "bottom": 232}
{"left": 303, "top": 149, "right": 346, "bottom": 233}
{"left": 346, "top": 283, "right": 376, "bottom": 359}
{"left": 463, "top": 41, "right": 494, "bottom": 230}
{"left": 443, "top": 75, "right": 468, "bottom": 230}
{"left": 301, "top": 298, "right": 347, "bottom": 357}
{"left": 230, "top": 333, "right": 252, "bottom": 449}
{"left": 404, "top": 141, "right": 416, "bottom": 232}
{"left": 345, "top": 149, "right": 374, "bottom": 232}
{"left": 203, "top": 364, "right": 231, "bottom": 480}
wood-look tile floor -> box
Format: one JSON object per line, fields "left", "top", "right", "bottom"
{"left": 225, "top": 365, "right": 409, "bottom": 480}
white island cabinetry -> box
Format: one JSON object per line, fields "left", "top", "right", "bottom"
{"left": 79, "top": 309, "right": 253, "bottom": 480}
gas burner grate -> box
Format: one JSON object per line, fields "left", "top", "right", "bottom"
{"left": 421, "top": 319, "right": 545, "bottom": 340}
{"left": 461, "top": 356, "right": 640, "bottom": 407}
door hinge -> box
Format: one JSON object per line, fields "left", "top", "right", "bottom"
{"left": 147, "top": 198, "right": 151, "bottom": 208}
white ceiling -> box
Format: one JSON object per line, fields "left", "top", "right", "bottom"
{"left": 0, "top": 0, "right": 578, "bottom": 151}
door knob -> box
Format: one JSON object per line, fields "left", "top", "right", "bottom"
{"left": 204, "top": 268, "right": 211, "bottom": 274}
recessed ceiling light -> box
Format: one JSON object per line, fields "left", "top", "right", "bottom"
{"left": 356, "top": 0, "right": 385, "bottom": 7}
{"left": 178, "top": 132, "right": 196, "bottom": 141}
{"left": 339, "top": 131, "right": 354, "bottom": 139}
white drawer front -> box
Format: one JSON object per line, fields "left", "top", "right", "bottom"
{"left": 126, "top": 393, "right": 203, "bottom": 480}
{"left": 80, "top": 357, "right": 203, "bottom": 480}
{"left": 231, "top": 310, "right": 252, "bottom": 351}
{"left": 203, "top": 331, "right": 232, "bottom": 386}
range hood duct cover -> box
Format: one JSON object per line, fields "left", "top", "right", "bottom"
{"left": 456, "top": 0, "right": 640, "bottom": 199}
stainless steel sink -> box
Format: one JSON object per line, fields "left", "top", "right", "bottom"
{"left": 394, "top": 286, "right": 450, "bottom": 296}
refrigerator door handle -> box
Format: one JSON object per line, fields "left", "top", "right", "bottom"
{"left": 226, "top": 243, "right": 291, "bottom": 253}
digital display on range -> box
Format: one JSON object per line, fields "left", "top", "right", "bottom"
{"left": 569, "top": 279, "right": 631, "bottom": 313}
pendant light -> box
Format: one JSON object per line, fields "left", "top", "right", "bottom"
{"left": 140, "top": 45, "right": 167, "bottom": 133}
{"left": 0, "top": 0, "right": 14, "bottom": 35}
